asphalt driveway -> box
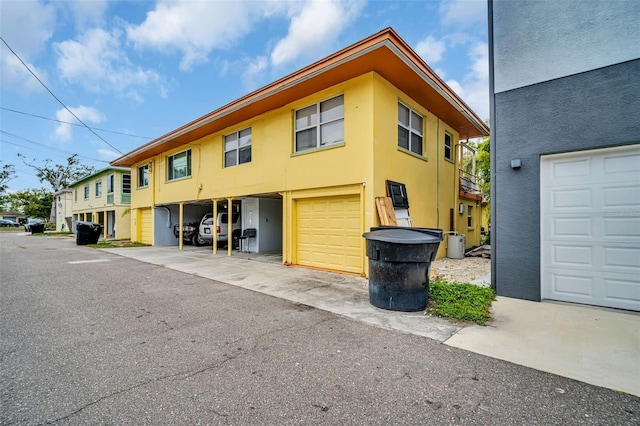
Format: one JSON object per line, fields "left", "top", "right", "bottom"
{"left": 1, "top": 232, "right": 639, "bottom": 425}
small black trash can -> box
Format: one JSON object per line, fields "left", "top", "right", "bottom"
{"left": 30, "top": 223, "right": 45, "bottom": 234}
{"left": 76, "top": 221, "right": 103, "bottom": 245}
{"left": 363, "top": 226, "right": 443, "bottom": 312}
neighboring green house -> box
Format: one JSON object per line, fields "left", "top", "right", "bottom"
{"left": 69, "top": 167, "right": 131, "bottom": 239}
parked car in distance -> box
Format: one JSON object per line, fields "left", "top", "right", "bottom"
{"left": 0, "top": 219, "right": 20, "bottom": 227}
{"left": 24, "top": 218, "right": 45, "bottom": 232}
{"left": 173, "top": 212, "right": 241, "bottom": 247}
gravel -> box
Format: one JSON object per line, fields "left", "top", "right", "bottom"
{"left": 431, "top": 256, "right": 491, "bottom": 283}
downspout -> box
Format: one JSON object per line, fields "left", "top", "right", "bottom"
{"left": 436, "top": 118, "right": 440, "bottom": 228}
{"left": 488, "top": 0, "right": 497, "bottom": 291}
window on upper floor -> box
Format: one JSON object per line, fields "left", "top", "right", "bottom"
{"left": 225, "top": 127, "right": 252, "bottom": 168}
{"left": 138, "top": 164, "right": 149, "bottom": 188}
{"left": 398, "top": 102, "right": 424, "bottom": 156}
{"left": 95, "top": 180, "right": 102, "bottom": 197}
{"left": 167, "top": 149, "right": 191, "bottom": 181}
{"left": 83, "top": 184, "right": 89, "bottom": 200}
{"left": 107, "top": 174, "right": 115, "bottom": 194}
{"left": 122, "top": 174, "right": 131, "bottom": 194}
{"left": 444, "top": 132, "right": 453, "bottom": 161}
{"left": 467, "top": 205, "right": 474, "bottom": 228}
{"left": 74, "top": 189, "right": 77, "bottom": 202}
{"left": 295, "top": 95, "right": 344, "bottom": 153}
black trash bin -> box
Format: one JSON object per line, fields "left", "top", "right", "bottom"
{"left": 76, "top": 221, "right": 103, "bottom": 245}
{"left": 30, "top": 223, "right": 45, "bottom": 234}
{"left": 363, "top": 226, "right": 443, "bottom": 312}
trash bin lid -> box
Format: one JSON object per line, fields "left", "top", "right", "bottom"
{"left": 362, "top": 228, "right": 442, "bottom": 244}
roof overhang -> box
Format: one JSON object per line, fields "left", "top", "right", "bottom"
{"left": 112, "top": 28, "right": 489, "bottom": 167}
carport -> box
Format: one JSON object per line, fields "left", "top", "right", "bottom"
{"left": 158, "top": 193, "right": 283, "bottom": 259}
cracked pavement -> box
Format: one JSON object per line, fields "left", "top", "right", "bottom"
{"left": 1, "top": 232, "right": 639, "bottom": 425}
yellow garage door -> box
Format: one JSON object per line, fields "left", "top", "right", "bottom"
{"left": 139, "top": 208, "right": 153, "bottom": 245}
{"left": 296, "top": 195, "right": 362, "bottom": 274}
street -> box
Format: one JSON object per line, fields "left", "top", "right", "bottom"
{"left": 1, "top": 232, "right": 638, "bottom": 425}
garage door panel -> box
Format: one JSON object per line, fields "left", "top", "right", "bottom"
{"left": 603, "top": 185, "right": 640, "bottom": 208}
{"left": 296, "top": 196, "right": 362, "bottom": 274}
{"left": 604, "top": 278, "right": 640, "bottom": 305}
{"left": 139, "top": 208, "right": 152, "bottom": 245}
{"left": 541, "top": 144, "right": 640, "bottom": 311}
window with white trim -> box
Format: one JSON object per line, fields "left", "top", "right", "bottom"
{"left": 138, "top": 164, "right": 149, "bottom": 188}
{"left": 444, "top": 132, "right": 453, "bottom": 161}
{"left": 468, "top": 205, "right": 474, "bottom": 228}
{"left": 167, "top": 149, "right": 191, "bottom": 181}
{"left": 95, "top": 179, "right": 102, "bottom": 197}
{"left": 398, "top": 102, "right": 424, "bottom": 156}
{"left": 295, "top": 95, "right": 344, "bottom": 152}
{"left": 107, "top": 174, "right": 114, "bottom": 194}
{"left": 225, "top": 127, "right": 252, "bottom": 167}
{"left": 83, "top": 184, "right": 89, "bottom": 200}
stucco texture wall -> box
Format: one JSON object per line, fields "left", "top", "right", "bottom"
{"left": 494, "top": 59, "right": 640, "bottom": 300}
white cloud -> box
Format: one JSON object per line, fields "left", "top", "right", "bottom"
{"left": 63, "top": 0, "right": 108, "bottom": 30}
{"left": 54, "top": 106, "right": 104, "bottom": 141}
{"left": 270, "top": 0, "right": 365, "bottom": 67}
{"left": 445, "top": 41, "right": 489, "bottom": 121}
{"left": 242, "top": 56, "right": 269, "bottom": 89}
{"left": 55, "top": 28, "right": 163, "bottom": 98}
{"left": 126, "top": 0, "right": 282, "bottom": 71}
{"left": 439, "top": 0, "right": 487, "bottom": 28}
{"left": 0, "top": 0, "right": 56, "bottom": 93}
{"left": 97, "top": 148, "right": 120, "bottom": 161}
{"left": 415, "top": 35, "right": 447, "bottom": 65}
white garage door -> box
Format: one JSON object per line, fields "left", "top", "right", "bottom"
{"left": 541, "top": 144, "right": 640, "bottom": 311}
{"left": 296, "top": 195, "right": 362, "bottom": 274}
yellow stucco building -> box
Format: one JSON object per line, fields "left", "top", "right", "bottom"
{"left": 69, "top": 167, "right": 131, "bottom": 240}
{"left": 111, "top": 28, "right": 488, "bottom": 276}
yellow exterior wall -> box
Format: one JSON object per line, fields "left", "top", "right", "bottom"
{"left": 70, "top": 169, "right": 131, "bottom": 239}
{"left": 458, "top": 199, "right": 482, "bottom": 248}
{"left": 131, "top": 73, "right": 374, "bottom": 206}
{"left": 128, "top": 71, "right": 474, "bottom": 270}
{"left": 370, "top": 73, "right": 459, "bottom": 259}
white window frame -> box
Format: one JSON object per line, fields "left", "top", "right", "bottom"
{"left": 106, "top": 173, "right": 115, "bottom": 195}
{"left": 398, "top": 102, "right": 424, "bottom": 156}
{"left": 167, "top": 149, "right": 192, "bottom": 181}
{"left": 467, "top": 205, "right": 474, "bottom": 229}
{"left": 138, "top": 164, "right": 149, "bottom": 188}
{"left": 83, "top": 184, "right": 89, "bottom": 200}
{"left": 444, "top": 132, "right": 453, "bottom": 162}
{"left": 95, "top": 179, "right": 102, "bottom": 197}
{"left": 294, "top": 94, "right": 344, "bottom": 153}
{"left": 224, "top": 127, "right": 252, "bottom": 168}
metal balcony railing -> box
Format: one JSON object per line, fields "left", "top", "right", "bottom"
{"left": 459, "top": 169, "right": 481, "bottom": 195}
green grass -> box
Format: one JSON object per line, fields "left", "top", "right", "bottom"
{"left": 88, "top": 240, "right": 149, "bottom": 248}
{"left": 41, "top": 232, "right": 73, "bottom": 236}
{"left": 428, "top": 279, "right": 496, "bottom": 325}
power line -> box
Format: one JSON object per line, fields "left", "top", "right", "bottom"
{"left": 0, "top": 36, "right": 125, "bottom": 155}
{"left": 0, "top": 131, "right": 109, "bottom": 163}
{"left": 0, "top": 107, "right": 152, "bottom": 140}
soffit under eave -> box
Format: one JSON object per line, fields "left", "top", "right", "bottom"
{"left": 112, "top": 45, "right": 486, "bottom": 166}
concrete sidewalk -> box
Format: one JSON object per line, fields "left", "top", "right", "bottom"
{"left": 102, "top": 246, "right": 640, "bottom": 397}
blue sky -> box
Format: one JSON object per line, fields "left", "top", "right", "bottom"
{"left": 0, "top": 0, "right": 488, "bottom": 192}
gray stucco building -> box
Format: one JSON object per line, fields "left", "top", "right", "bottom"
{"left": 489, "top": 0, "right": 640, "bottom": 311}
